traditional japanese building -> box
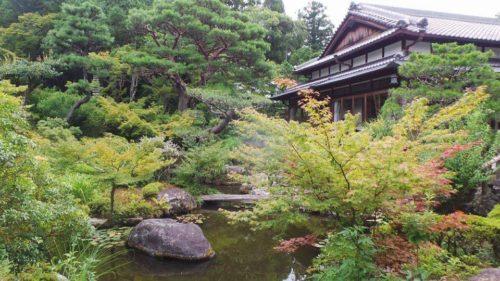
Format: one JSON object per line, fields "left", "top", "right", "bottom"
{"left": 271, "top": 3, "right": 500, "bottom": 121}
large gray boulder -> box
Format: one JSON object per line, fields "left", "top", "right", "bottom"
{"left": 128, "top": 219, "right": 215, "bottom": 261}
{"left": 469, "top": 268, "right": 500, "bottom": 281}
{"left": 157, "top": 187, "right": 197, "bottom": 215}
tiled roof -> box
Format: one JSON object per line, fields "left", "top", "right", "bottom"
{"left": 298, "top": 2, "right": 500, "bottom": 72}
{"left": 295, "top": 28, "right": 399, "bottom": 72}
{"left": 356, "top": 3, "right": 500, "bottom": 41}
{"left": 271, "top": 55, "right": 404, "bottom": 100}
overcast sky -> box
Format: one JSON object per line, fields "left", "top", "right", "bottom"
{"left": 284, "top": 0, "right": 500, "bottom": 26}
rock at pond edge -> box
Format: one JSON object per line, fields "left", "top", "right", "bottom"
{"left": 127, "top": 218, "right": 215, "bottom": 261}
{"left": 468, "top": 267, "right": 500, "bottom": 281}
{"left": 157, "top": 186, "right": 197, "bottom": 215}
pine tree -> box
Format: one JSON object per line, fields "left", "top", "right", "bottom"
{"left": 43, "top": 1, "right": 113, "bottom": 80}
{"left": 298, "top": 1, "right": 334, "bottom": 52}
{"left": 223, "top": 0, "right": 260, "bottom": 11}
{"left": 129, "top": 0, "right": 272, "bottom": 111}
{"left": 248, "top": 7, "right": 306, "bottom": 63}
{"left": 263, "top": 0, "right": 284, "bottom": 13}
{"left": 43, "top": 1, "right": 113, "bottom": 122}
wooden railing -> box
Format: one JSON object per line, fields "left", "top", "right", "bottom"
{"left": 483, "top": 154, "right": 500, "bottom": 171}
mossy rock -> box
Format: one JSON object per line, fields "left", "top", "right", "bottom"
{"left": 142, "top": 182, "right": 164, "bottom": 199}
{"left": 157, "top": 186, "right": 197, "bottom": 215}
{"left": 128, "top": 219, "right": 215, "bottom": 261}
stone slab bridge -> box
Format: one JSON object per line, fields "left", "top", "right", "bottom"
{"left": 200, "top": 194, "right": 268, "bottom": 204}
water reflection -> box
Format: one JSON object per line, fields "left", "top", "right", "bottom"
{"left": 99, "top": 210, "right": 318, "bottom": 281}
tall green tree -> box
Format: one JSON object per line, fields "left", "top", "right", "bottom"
{"left": 43, "top": 1, "right": 113, "bottom": 80}
{"left": 98, "top": 0, "right": 152, "bottom": 46}
{"left": 0, "top": 13, "right": 55, "bottom": 60}
{"left": 298, "top": 1, "right": 334, "bottom": 52}
{"left": 223, "top": 0, "right": 260, "bottom": 11}
{"left": 386, "top": 43, "right": 500, "bottom": 121}
{"left": 0, "top": 0, "right": 61, "bottom": 27}
{"left": 43, "top": 1, "right": 113, "bottom": 121}
{"left": 247, "top": 7, "right": 306, "bottom": 63}
{"left": 189, "top": 85, "right": 270, "bottom": 134}
{"left": 129, "top": 0, "right": 272, "bottom": 112}
{"left": 263, "top": 0, "right": 284, "bottom": 13}
{"left": 0, "top": 59, "right": 60, "bottom": 102}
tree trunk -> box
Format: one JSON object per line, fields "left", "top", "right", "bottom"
{"left": 171, "top": 75, "right": 190, "bottom": 111}
{"left": 210, "top": 110, "right": 235, "bottom": 134}
{"left": 82, "top": 68, "right": 88, "bottom": 81}
{"left": 65, "top": 95, "right": 91, "bottom": 123}
{"left": 23, "top": 84, "right": 35, "bottom": 105}
{"left": 129, "top": 73, "right": 139, "bottom": 101}
{"left": 110, "top": 185, "right": 117, "bottom": 221}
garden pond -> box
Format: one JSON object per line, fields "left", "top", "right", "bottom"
{"left": 98, "top": 205, "right": 323, "bottom": 281}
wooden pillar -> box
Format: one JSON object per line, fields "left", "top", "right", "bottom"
{"left": 363, "top": 94, "right": 368, "bottom": 122}
{"left": 289, "top": 101, "right": 298, "bottom": 121}
{"left": 333, "top": 100, "right": 340, "bottom": 122}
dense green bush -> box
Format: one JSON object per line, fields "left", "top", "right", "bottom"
{"left": 113, "top": 190, "right": 166, "bottom": 222}
{"left": 29, "top": 88, "right": 81, "bottom": 120}
{"left": 402, "top": 243, "right": 480, "bottom": 280}
{"left": 88, "top": 196, "right": 110, "bottom": 217}
{"left": 63, "top": 173, "right": 104, "bottom": 205}
{"left": 164, "top": 110, "right": 210, "bottom": 149}
{"left": 142, "top": 182, "right": 164, "bottom": 199}
{"left": 36, "top": 118, "right": 82, "bottom": 141}
{"left": 441, "top": 110, "right": 498, "bottom": 210}
{"left": 73, "top": 99, "right": 108, "bottom": 137}
{"left": 312, "top": 227, "right": 378, "bottom": 281}
{"left": 174, "top": 138, "right": 240, "bottom": 192}
{"left": 0, "top": 86, "right": 93, "bottom": 270}
{"left": 466, "top": 207, "right": 500, "bottom": 261}
{"left": 96, "top": 97, "right": 162, "bottom": 139}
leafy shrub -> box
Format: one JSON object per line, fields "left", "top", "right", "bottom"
{"left": 29, "top": 88, "right": 80, "bottom": 120}
{"left": 88, "top": 197, "right": 110, "bottom": 217}
{"left": 114, "top": 189, "right": 164, "bottom": 222}
{"left": 62, "top": 173, "right": 104, "bottom": 205}
{"left": 164, "top": 110, "right": 210, "bottom": 148}
{"left": 0, "top": 87, "right": 93, "bottom": 270}
{"left": 312, "top": 227, "right": 378, "bottom": 281}
{"left": 402, "top": 242, "right": 480, "bottom": 280}
{"left": 488, "top": 204, "right": 500, "bottom": 220}
{"left": 73, "top": 99, "right": 107, "bottom": 137}
{"left": 466, "top": 212, "right": 500, "bottom": 261}
{"left": 142, "top": 182, "right": 164, "bottom": 199}
{"left": 399, "top": 212, "right": 438, "bottom": 245}
{"left": 174, "top": 140, "right": 238, "bottom": 191}
{"left": 0, "top": 249, "right": 13, "bottom": 281}
{"left": 96, "top": 97, "right": 162, "bottom": 140}
{"left": 36, "top": 118, "right": 82, "bottom": 142}
{"left": 374, "top": 235, "right": 415, "bottom": 273}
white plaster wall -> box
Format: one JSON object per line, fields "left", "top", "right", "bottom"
{"left": 367, "top": 48, "right": 383, "bottom": 62}
{"left": 384, "top": 41, "right": 402, "bottom": 56}
{"left": 352, "top": 55, "right": 366, "bottom": 67}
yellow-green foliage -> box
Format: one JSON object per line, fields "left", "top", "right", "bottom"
{"left": 114, "top": 188, "right": 166, "bottom": 220}
{"left": 488, "top": 204, "right": 500, "bottom": 220}
{"left": 97, "top": 97, "right": 162, "bottom": 139}
{"left": 0, "top": 82, "right": 92, "bottom": 270}
{"left": 163, "top": 110, "right": 209, "bottom": 147}
{"left": 227, "top": 88, "right": 489, "bottom": 228}
{"left": 404, "top": 243, "right": 480, "bottom": 280}
{"left": 466, "top": 205, "right": 500, "bottom": 261}
{"left": 142, "top": 182, "right": 164, "bottom": 199}
{"left": 82, "top": 134, "right": 173, "bottom": 186}
{"left": 0, "top": 79, "right": 27, "bottom": 95}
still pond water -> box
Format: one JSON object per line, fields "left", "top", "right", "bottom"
{"left": 99, "top": 207, "right": 320, "bottom": 281}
